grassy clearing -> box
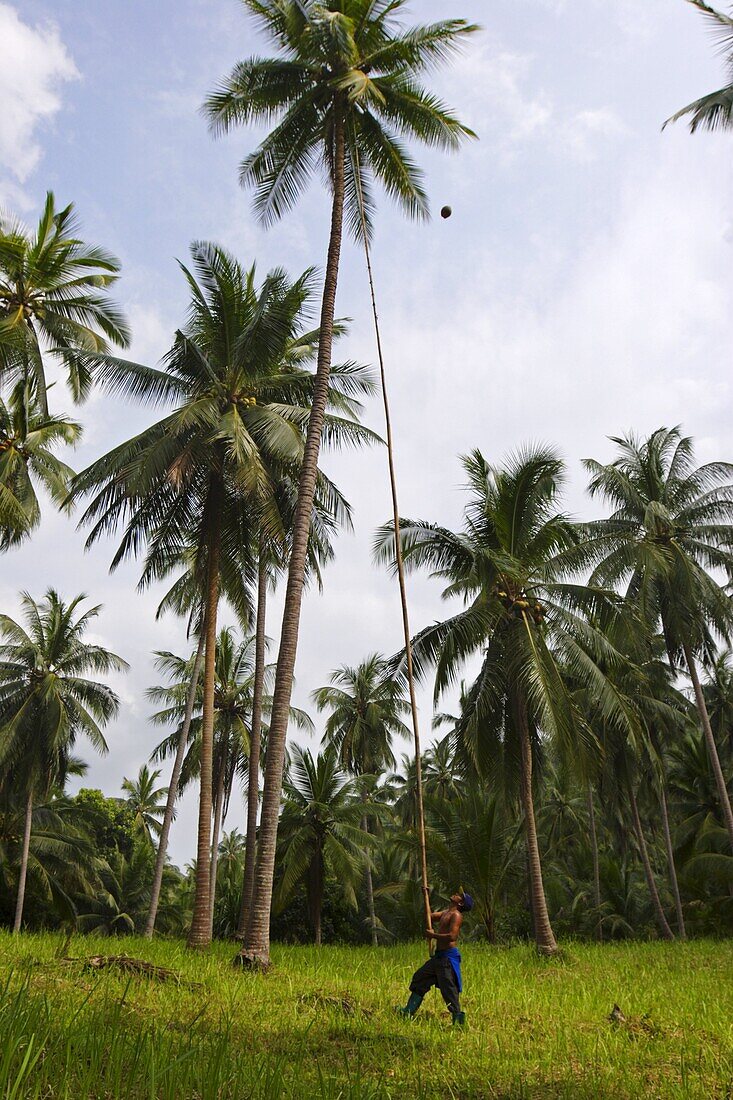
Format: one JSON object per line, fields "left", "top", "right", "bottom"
{"left": 0, "top": 933, "right": 731, "bottom": 1098}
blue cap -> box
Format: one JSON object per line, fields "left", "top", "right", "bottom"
{"left": 460, "top": 892, "right": 474, "bottom": 912}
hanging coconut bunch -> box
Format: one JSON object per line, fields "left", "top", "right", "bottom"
{"left": 492, "top": 584, "right": 545, "bottom": 625}
{"left": 233, "top": 392, "right": 257, "bottom": 407}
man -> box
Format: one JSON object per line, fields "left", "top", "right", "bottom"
{"left": 398, "top": 890, "right": 474, "bottom": 1026}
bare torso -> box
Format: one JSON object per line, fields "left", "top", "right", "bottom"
{"left": 430, "top": 907, "right": 463, "bottom": 951}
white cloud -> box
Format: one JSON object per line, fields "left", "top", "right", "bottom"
{"left": 450, "top": 43, "right": 625, "bottom": 165}
{"left": 0, "top": 3, "right": 77, "bottom": 204}
{"left": 560, "top": 108, "right": 628, "bottom": 162}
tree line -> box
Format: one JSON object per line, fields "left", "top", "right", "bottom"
{"left": 0, "top": 0, "right": 731, "bottom": 959}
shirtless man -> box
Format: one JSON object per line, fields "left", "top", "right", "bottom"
{"left": 398, "top": 890, "right": 473, "bottom": 1026}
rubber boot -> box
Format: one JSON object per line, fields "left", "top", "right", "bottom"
{"left": 397, "top": 992, "right": 423, "bottom": 1018}
{"left": 451, "top": 1010, "right": 466, "bottom": 1026}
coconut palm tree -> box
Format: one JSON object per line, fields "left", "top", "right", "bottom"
{"left": 0, "top": 193, "right": 129, "bottom": 415}
{"left": 0, "top": 383, "right": 80, "bottom": 550}
{"left": 121, "top": 764, "right": 168, "bottom": 846}
{"left": 204, "top": 0, "right": 478, "bottom": 968}
{"left": 275, "top": 744, "right": 371, "bottom": 946}
{"left": 0, "top": 590, "right": 126, "bottom": 931}
{"left": 583, "top": 427, "right": 733, "bottom": 852}
{"left": 375, "top": 447, "right": 637, "bottom": 955}
{"left": 665, "top": 1, "right": 733, "bottom": 132}
{"left": 313, "top": 653, "right": 409, "bottom": 943}
{"left": 70, "top": 246, "right": 373, "bottom": 947}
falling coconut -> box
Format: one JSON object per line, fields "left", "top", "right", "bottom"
{"left": 440, "top": 205, "right": 452, "bottom": 219}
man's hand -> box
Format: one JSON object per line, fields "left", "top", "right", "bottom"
{"left": 425, "top": 928, "right": 436, "bottom": 941}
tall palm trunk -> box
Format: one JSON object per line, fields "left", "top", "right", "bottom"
{"left": 683, "top": 643, "right": 733, "bottom": 852}
{"left": 145, "top": 629, "right": 205, "bottom": 938}
{"left": 658, "top": 776, "right": 686, "bottom": 939}
{"left": 515, "top": 695, "right": 558, "bottom": 955}
{"left": 187, "top": 482, "right": 222, "bottom": 948}
{"left": 239, "top": 102, "right": 346, "bottom": 969}
{"left": 586, "top": 783, "right": 603, "bottom": 942}
{"left": 13, "top": 789, "right": 33, "bottom": 933}
{"left": 209, "top": 762, "right": 226, "bottom": 935}
{"left": 648, "top": 727, "right": 686, "bottom": 939}
{"left": 361, "top": 807, "right": 378, "bottom": 947}
{"left": 628, "top": 780, "right": 674, "bottom": 941}
{"left": 237, "top": 541, "right": 268, "bottom": 938}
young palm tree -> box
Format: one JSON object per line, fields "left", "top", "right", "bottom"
{"left": 0, "top": 590, "right": 126, "bottom": 931}
{"left": 204, "top": 0, "right": 478, "bottom": 968}
{"left": 429, "top": 784, "right": 522, "bottom": 943}
{"left": 121, "top": 764, "right": 168, "bottom": 846}
{"left": 666, "top": 1, "right": 733, "bottom": 132}
{"left": 0, "top": 383, "right": 80, "bottom": 550}
{"left": 584, "top": 427, "right": 733, "bottom": 852}
{"left": 276, "top": 744, "right": 371, "bottom": 946}
{"left": 70, "top": 246, "right": 373, "bottom": 947}
{"left": 313, "top": 653, "right": 409, "bottom": 943}
{"left": 375, "top": 447, "right": 636, "bottom": 955}
{"left": 0, "top": 193, "right": 129, "bottom": 415}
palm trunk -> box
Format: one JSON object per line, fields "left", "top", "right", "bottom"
{"left": 683, "top": 642, "right": 733, "bottom": 852}
{"left": 13, "top": 789, "right": 33, "bottom": 934}
{"left": 144, "top": 630, "right": 205, "bottom": 939}
{"left": 187, "top": 481, "right": 222, "bottom": 948}
{"left": 628, "top": 780, "right": 674, "bottom": 941}
{"left": 658, "top": 776, "right": 686, "bottom": 939}
{"left": 238, "top": 101, "right": 346, "bottom": 970}
{"left": 308, "top": 849, "right": 324, "bottom": 947}
{"left": 516, "top": 695, "right": 558, "bottom": 955}
{"left": 209, "top": 763, "right": 226, "bottom": 936}
{"left": 237, "top": 542, "right": 268, "bottom": 938}
{"left": 586, "top": 783, "right": 603, "bottom": 942}
{"left": 361, "top": 809, "right": 378, "bottom": 947}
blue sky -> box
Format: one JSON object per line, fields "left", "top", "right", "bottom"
{"left": 1, "top": 0, "right": 731, "bottom": 867}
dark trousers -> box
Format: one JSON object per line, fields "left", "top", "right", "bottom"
{"left": 410, "top": 956, "right": 461, "bottom": 1013}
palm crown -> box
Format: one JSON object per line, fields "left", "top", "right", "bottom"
{"left": 70, "top": 244, "right": 375, "bottom": 589}
{"left": 204, "top": 0, "right": 478, "bottom": 236}
{"left": 313, "top": 653, "right": 409, "bottom": 776}
{"left": 583, "top": 427, "right": 733, "bottom": 660}
{"left": 375, "top": 447, "right": 631, "bottom": 774}
{"left": 666, "top": 1, "right": 733, "bottom": 132}
{"left": 0, "top": 193, "right": 130, "bottom": 414}
{"left": 0, "top": 590, "right": 126, "bottom": 789}
{"left": 0, "top": 384, "right": 81, "bottom": 551}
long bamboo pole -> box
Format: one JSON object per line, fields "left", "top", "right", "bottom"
{"left": 353, "top": 162, "right": 433, "bottom": 947}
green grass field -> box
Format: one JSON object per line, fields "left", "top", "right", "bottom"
{"left": 0, "top": 933, "right": 731, "bottom": 1099}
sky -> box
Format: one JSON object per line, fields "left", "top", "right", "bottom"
{"left": 1, "top": 0, "right": 731, "bottom": 868}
